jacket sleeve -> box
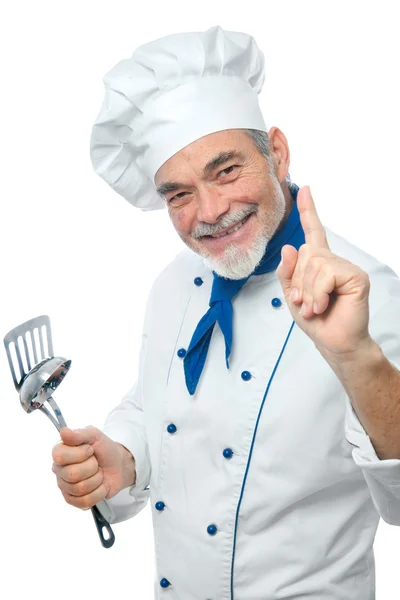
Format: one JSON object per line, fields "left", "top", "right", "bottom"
{"left": 100, "top": 330, "right": 151, "bottom": 524}
{"left": 344, "top": 295, "right": 400, "bottom": 525}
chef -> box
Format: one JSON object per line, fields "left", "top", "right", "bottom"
{"left": 52, "top": 26, "right": 400, "bottom": 599}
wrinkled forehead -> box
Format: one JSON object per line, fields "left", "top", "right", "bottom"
{"left": 155, "top": 128, "right": 256, "bottom": 186}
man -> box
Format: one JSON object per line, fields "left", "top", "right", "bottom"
{"left": 52, "top": 26, "right": 400, "bottom": 599}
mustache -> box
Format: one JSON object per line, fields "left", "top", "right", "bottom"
{"left": 191, "top": 204, "right": 258, "bottom": 239}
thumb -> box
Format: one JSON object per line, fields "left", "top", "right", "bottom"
{"left": 276, "top": 245, "right": 298, "bottom": 294}
{"left": 59, "top": 426, "right": 97, "bottom": 447}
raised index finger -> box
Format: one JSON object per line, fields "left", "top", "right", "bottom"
{"left": 297, "top": 186, "right": 329, "bottom": 249}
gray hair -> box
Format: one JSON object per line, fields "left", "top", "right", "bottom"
{"left": 244, "top": 129, "right": 294, "bottom": 192}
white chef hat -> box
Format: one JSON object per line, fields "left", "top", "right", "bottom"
{"left": 90, "top": 26, "right": 267, "bottom": 211}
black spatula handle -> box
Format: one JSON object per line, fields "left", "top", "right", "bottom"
{"left": 91, "top": 505, "right": 115, "bottom": 548}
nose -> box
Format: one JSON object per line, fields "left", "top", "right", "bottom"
{"left": 196, "top": 186, "right": 230, "bottom": 224}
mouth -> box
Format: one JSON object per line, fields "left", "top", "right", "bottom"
{"left": 205, "top": 214, "right": 252, "bottom": 238}
{"left": 198, "top": 212, "right": 256, "bottom": 251}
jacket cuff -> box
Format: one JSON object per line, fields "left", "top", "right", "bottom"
{"left": 102, "top": 422, "right": 151, "bottom": 494}
{"left": 345, "top": 392, "right": 400, "bottom": 490}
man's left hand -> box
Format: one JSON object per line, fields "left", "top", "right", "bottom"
{"left": 276, "top": 186, "right": 373, "bottom": 360}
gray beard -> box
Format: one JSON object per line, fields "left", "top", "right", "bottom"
{"left": 202, "top": 230, "right": 270, "bottom": 280}
{"left": 202, "top": 181, "right": 286, "bottom": 280}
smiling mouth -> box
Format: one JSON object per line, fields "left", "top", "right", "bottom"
{"left": 202, "top": 214, "right": 252, "bottom": 239}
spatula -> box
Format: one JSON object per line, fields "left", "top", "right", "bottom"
{"left": 3, "top": 315, "right": 115, "bottom": 548}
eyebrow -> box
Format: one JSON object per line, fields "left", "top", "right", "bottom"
{"left": 156, "top": 181, "right": 182, "bottom": 197}
{"left": 203, "top": 150, "right": 245, "bottom": 175}
{"left": 156, "top": 150, "right": 245, "bottom": 197}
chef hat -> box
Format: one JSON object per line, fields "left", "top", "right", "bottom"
{"left": 90, "top": 26, "right": 267, "bottom": 211}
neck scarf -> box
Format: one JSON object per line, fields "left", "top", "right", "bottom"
{"left": 183, "top": 184, "right": 305, "bottom": 395}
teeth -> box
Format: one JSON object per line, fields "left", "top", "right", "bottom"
{"left": 211, "top": 217, "right": 246, "bottom": 238}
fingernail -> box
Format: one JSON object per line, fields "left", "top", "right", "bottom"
{"left": 300, "top": 302, "right": 305, "bottom": 316}
{"left": 290, "top": 287, "right": 299, "bottom": 302}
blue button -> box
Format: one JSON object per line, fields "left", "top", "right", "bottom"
{"left": 177, "top": 348, "right": 187, "bottom": 358}
{"left": 167, "top": 423, "right": 177, "bottom": 434}
{"left": 223, "top": 448, "right": 233, "bottom": 459}
{"left": 155, "top": 501, "right": 165, "bottom": 511}
{"left": 194, "top": 277, "right": 203, "bottom": 286}
{"left": 241, "top": 370, "right": 252, "bottom": 381}
{"left": 160, "top": 578, "right": 171, "bottom": 588}
{"left": 271, "top": 297, "right": 282, "bottom": 308}
{"left": 207, "top": 524, "right": 218, "bottom": 535}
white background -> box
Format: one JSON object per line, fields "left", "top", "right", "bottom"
{"left": 1, "top": 1, "right": 399, "bottom": 598}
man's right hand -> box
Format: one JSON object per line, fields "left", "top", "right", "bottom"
{"left": 52, "top": 426, "right": 136, "bottom": 510}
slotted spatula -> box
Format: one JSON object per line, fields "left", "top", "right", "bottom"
{"left": 4, "top": 315, "right": 115, "bottom": 548}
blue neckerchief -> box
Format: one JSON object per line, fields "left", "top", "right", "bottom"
{"left": 183, "top": 184, "right": 305, "bottom": 395}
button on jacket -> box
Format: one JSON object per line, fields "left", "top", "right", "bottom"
{"left": 102, "top": 226, "right": 400, "bottom": 600}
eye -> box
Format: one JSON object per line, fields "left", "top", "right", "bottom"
{"left": 168, "top": 191, "right": 189, "bottom": 204}
{"left": 218, "top": 165, "right": 238, "bottom": 177}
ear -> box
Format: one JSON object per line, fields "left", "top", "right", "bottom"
{"left": 267, "top": 127, "right": 290, "bottom": 183}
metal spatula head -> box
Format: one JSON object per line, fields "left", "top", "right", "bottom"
{"left": 4, "top": 315, "right": 56, "bottom": 389}
{"left": 3, "top": 315, "right": 70, "bottom": 425}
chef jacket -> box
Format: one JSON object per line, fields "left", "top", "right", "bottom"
{"left": 102, "top": 225, "right": 400, "bottom": 600}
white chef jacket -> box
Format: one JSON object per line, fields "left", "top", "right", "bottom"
{"left": 102, "top": 225, "right": 400, "bottom": 600}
